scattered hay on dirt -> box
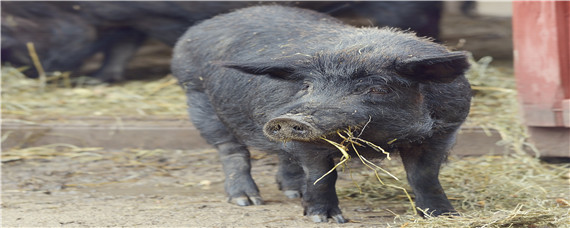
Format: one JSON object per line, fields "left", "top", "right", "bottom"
{"left": 1, "top": 66, "right": 187, "bottom": 119}
{"left": 0, "top": 143, "right": 172, "bottom": 165}
{"left": 0, "top": 144, "right": 195, "bottom": 189}
{"left": 1, "top": 143, "right": 105, "bottom": 163}
{"left": 337, "top": 154, "right": 569, "bottom": 227}
{"left": 411, "top": 155, "right": 569, "bottom": 227}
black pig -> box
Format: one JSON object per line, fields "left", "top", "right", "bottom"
{"left": 171, "top": 5, "right": 471, "bottom": 223}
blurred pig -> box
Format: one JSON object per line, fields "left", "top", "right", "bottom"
{"left": 315, "top": 1, "right": 443, "bottom": 40}
{"left": 172, "top": 5, "right": 470, "bottom": 223}
{"left": 2, "top": 1, "right": 443, "bottom": 83}
{"left": 1, "top": 2, "right": 97, "bottom": 77}
{"left": 1, "top": 1, "right": 251, "bottom": 82}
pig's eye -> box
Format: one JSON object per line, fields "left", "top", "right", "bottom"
{"left": 368, "top": 86, "right": 391, "bottom": 95}
{"left": 301, "top": 82, "right": 313, "bottom": 91}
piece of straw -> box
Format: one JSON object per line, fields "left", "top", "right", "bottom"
{"left": 26, "top": 42, "right": 47, "bottom": 93}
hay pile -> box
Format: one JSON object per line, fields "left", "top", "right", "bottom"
{"left": 463, "top": 55, "right": 532, "bottom": 154}
{"left": 1, "top": 66, "right": 187, "bottom": 119}
{"left": 338, "top": 154, "right": 569, "bottom": 227}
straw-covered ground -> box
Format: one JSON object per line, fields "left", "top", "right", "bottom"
{"left": 2, "top": 10, "right": 569, "bottom": 228}
{"left": 2, "top": 144, "right": 569, "bottom": 227}
{"left": 3, "top": 53, "right": 569, "bottom": 227}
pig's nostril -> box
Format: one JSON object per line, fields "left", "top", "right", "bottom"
{"left": 268, "top": 124, "right": 282, "bottom": 134}
{"left": 292, "top": 125, "right": 306, "bottom": 133}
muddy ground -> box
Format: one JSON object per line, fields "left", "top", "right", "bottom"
{"left": 2, "top": 4, "right": 519, "bottom": 228}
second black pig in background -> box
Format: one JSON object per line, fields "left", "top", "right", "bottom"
{"left": 2, "top": 1, "right": 443, "bottom": 82}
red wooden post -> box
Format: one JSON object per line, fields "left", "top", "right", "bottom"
{"left": 512, "top": 1, "right": 569, "bottom": 157}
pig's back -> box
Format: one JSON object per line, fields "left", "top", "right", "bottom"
{"left": 171, "top": 5, "right": 348, "bottom": 88}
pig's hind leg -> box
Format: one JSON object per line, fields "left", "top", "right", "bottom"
{"left": 276, "top": 152, "right": 305, "bottom": 199}
{"left": 186, "top": 91, "right": 263, "bottom": 206}
{"left": 91, "top": 28, "right": 146, "bottom": 83}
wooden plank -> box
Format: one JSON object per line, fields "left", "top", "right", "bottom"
{"left": 527, "top": 127, "right": 570, "bottom": 157}
{"left": 1, "top": 118, "right": 510, "bottom": 156}
{"left": 1, "top": 117, "right": 209, "bottom": 150}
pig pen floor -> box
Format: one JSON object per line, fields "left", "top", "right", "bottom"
{"left": 3, "top": 146, "right": 569, "bottom": 227}
{"left": 2, "top": 148, "right": 413, "bottom": 227}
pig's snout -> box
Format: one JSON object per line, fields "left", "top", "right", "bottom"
{"left": 264, "top": 115, "right": 323, "bottom": 141}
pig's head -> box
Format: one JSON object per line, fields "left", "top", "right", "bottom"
{"left": 223, "top": 47, "right": 469, "bottom": 146}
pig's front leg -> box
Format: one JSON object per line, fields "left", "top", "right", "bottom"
{"left": 217, "top": 142, "right": 263, "bottom": 206}
{"left": 298, "top": 155, "right": 347, "bottom": 223}
{"left": 399, "top": 130, "right": 459, "bottom": 217}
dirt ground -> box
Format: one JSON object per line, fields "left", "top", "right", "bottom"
{"left": 2, "top": 147, "right": 417, "bottom": 227}
{"left": 2, "top": 3, "right": 522, "bottom": 228}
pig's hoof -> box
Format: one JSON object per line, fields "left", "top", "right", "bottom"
{"left": 438, "top": 211, "right": 461, "bottom": 217}
{"left": 309, "top": 214, "right": 347, "bottom": 223}
{"left": 305, "top": 204, "right": 347, "bottom": 223}
{"left": 310, "top": 215, "right": 328, "bottom": 223}
{"left": 419, "top": 208, "right": 460, "bottom": 218}
{"left": 283, "top": 190, "right": 301, "bottom": 199}
{"left": 332, "top": 214, "right": 348, "bottom": 223}
{"left": 73, "top": 77, "right": 106, "bottom": 86}
{"left": 231, "top": 196, "right": 263, "bottom": 206}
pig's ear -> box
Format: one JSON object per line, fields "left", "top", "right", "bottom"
{"left": 395, "top": 51, "right": 470, "bottom": 83}
{"left": 220, "top": 61, "right": 298, "bottom": 80}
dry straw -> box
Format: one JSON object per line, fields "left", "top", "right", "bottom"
{"left": 318, "top": 126, "right": 418, "bottom": 214}
{"left": 1, "top": 66, "right": 187, "bottom": 118}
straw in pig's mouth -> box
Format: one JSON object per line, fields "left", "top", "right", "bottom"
{"left": 317, "top": 127, "right": 417, "bottom": 215}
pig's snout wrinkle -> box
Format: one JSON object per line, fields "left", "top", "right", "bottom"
{"left": 264, "top": 115, "right": 322, "bottom": 141}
